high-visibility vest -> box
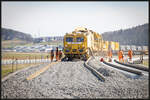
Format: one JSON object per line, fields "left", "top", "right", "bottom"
{"left": 119, "top": 51, "right": 123, "bottom": 58}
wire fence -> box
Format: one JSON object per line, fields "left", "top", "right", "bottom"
{"left": 2, "top": 55, "right": 52, "bottom": 65}
{"left": 2, "top": 55, "right": 53, "bottom": 73}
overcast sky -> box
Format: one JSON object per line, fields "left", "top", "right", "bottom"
{"left": 2, "top": 1, "right": 148, "bottom": 38}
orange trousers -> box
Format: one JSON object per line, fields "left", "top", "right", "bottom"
{"left": 129, "top": 56, "right": 132, "bottom": 60}
{"left": 51, "top": 56, "right": 54, "bottom": 62}
{"left": 56, "top": 55, "right": 59, "bottom": 61}
{"left": 119, "top": 56, "right": 124, "bottom": 62}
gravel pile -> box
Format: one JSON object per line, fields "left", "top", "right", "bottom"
{"left": 1, "top": 63, "right": 49, "bottom": 98}
{"left": 21, "top": 61, "right": 103, "bottom": 98}
{"left": 1, "top": 57, "right": 149, "bottom": 99}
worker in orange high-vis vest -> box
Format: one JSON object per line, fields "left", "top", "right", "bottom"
{"left": 50, "top": 50, "right": 54, "bottom": 62}
{"left": 108, "top": 50, "right": 112, "bottom": 58}
{"left": 56, "top": 47, "right": 59, "bottom": 61}
{"left": 128, "top": 49, "right": 133, "bottom": 61}
{"left": 58, "top": 50, "right": 62, "bottom": 60}
{"left": 118, "top": 50, "right": 124, "bottom": 62}
{"left": 118, "top": 50, "right": 121, "bottom": 61}
{"left": 108, "top": 49, "right": 112, "bottom": 62}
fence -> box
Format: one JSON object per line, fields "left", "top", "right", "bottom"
{"left": 2, "top": 58, "right": 51, "bottom": 65}
{"left": 1, "top": 55, "right": 60, "bottom": 77}
{"left": 2, "top": 55, "right": 53, "bottom": 72}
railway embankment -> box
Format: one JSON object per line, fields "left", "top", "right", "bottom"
{"left": 1, "top": 56, "right": 149, "bottom": 99}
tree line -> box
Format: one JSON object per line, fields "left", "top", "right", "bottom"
{"left": 2, "top": 28, "right": 33, "bottom": 42}
{"left": 102, "top": 23, "right": 148, "bottom": 46}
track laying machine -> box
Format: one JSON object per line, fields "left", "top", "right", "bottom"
{"left": 63, "top": 27, "right": 119, "bottom": 60}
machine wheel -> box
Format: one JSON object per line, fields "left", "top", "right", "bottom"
{"left": 61, "top": 56, "right": 68, "bottom": 61}
{"left": 68, "top": 57, "right": 73, "bottom": 61}
{"left": 81, "top": 55, "right": 86, "bottom": 61}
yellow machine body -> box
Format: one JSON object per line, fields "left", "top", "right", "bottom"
{"left": 63, "top": 30, "right": 88, "bottom": 60}
{"left": 63, "top": 27, "right": 120, "bottom": 60}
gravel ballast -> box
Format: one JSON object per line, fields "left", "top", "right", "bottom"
{"left": 1, "top": 57, "right": 149, "bottom": 99}
{"left": 88, "top": 56, "right": 149, "bottom": 98}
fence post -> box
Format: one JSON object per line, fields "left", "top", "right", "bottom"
{"left": 12, "top": 56, "right": 15, "bottom": 72}
{"left": 16, "top": 58, "right": 18, "bottom": 71}
{"left": 12, "top": 61, "right": 14, "bottom": 72}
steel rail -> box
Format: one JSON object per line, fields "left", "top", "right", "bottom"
{"left": 103, "top": 60, "right": 142, "bottom": 75}
{"left": 84, "top": 57, "right": 105, "bottom": 82}
{"left": 114, "top": 60, "right": 149, "bottom": 72}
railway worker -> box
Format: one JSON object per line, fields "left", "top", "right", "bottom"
{"left": 128, "top": 49, "right": 133, "bottom": 61}
{"left": 107, "top": 49, "right": 112, "bottom": 62}
{"left": 59, "top": 50, "right": 62, "bottom": 60}
{"left": 56, "top": 47, "right": 59, "bottom": 61}
{"left": 108, "top": 49, "right": 112, "bottom": 58}
{"left": 140, "top": 51, "right": 144, "bottom": 63}
{"left": 50, "top": 50, "right": 54, "bottom": 62}
{"left": 118, "top": 50, "right": 124, "bottom": 62}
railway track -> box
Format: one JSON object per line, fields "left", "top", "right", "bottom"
{"left": 61, "top": 56, "right": 105, "bottom": 82}
{"left": 62, "top": 55, "right": 148, "bottom": 82}
{"left": 113, "top": 59, "right": 149, "bottom": 76}
{"left": 84, "top": 57, "right": 105, "bottom": 82}
{"left": 102, "top": 58, "right": 148, "bottom": 78}
{"left": 115, "top": 59, "right": 149, "bottom": 72}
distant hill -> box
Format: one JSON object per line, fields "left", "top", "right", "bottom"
{"left": 2, "top": 28, "right": 33, "bottom": 42}
{"left": 102, "top": 23, "right": 148, "bottom": 46}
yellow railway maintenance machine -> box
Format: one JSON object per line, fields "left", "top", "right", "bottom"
{"left": 63, "top": 27, "right": 119, "bottom": 61}
{"left": 63, "top": 27, "right": 88, "bottom": 61}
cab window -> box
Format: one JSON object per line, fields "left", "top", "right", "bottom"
{"left": 76, "top": 37, "right": 84, "bottom": 42}
{"left": 66, "top": 37, "right": 73, "bottom": 42}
